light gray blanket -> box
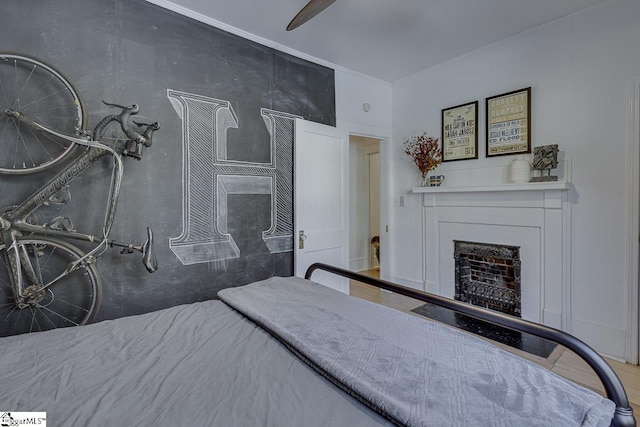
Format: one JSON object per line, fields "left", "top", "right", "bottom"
{"left": 219, "top": 276, "right": 616, "bottom": 427}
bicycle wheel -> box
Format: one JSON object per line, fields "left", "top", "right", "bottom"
{"left": 0, "top": 52, "right": 86, "bottom": 175}
{"left": 0, "top": 236, "right": 102, "bottom": 337}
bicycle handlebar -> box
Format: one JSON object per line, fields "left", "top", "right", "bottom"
{"left": 93, "top": 101, "right": 160, "bottom": 160}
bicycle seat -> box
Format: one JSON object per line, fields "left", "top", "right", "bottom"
{"left": 142, "top": 227, "right": 158, "bottom": 273}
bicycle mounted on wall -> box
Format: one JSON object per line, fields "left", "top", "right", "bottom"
{"left": 0, "top": 52, "right": 160, "bottom": 337}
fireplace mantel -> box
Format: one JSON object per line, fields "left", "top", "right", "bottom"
{"left": 412, "top": 181, "right": 571, "bottom": 194}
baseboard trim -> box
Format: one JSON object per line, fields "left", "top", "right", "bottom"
{"left": 390, "top": 275, "right": 424, "bottom": 291}
{"left": 571, "top": 318, "right": 626, "bottom": 361}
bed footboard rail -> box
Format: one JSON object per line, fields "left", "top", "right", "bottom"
{"left": 305, "top": 263, "right": 636, "bottom": 427}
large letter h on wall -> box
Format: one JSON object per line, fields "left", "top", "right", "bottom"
{"left": 167, "top": 89, "right": 300, "bottom": 265}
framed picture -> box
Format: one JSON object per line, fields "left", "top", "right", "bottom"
{"left": 441, "top": 100, "right": 478, "bottom": 162}
{"left": 485, "top": 87, "right": 531, "bottom": 157}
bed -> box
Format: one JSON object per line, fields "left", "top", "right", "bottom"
{"left": 0, "top": 263, "right": 635, "bottom": 427}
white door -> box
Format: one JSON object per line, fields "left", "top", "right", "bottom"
{"left": 294, "top": 118, "right": 349, "bottom": 293}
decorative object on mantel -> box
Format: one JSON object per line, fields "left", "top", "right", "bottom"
{"left": 403, "top": 132, "right": 443, "bottom": 186}
{"left": 428, "top": 175, "right": 445, "bottom": 187}
{"left": 441, "top": 100, "right": 478, "bottom": 162}
{"left": 530, "top": 144, "right": 559, "bottom": 182}
{"left": 509, "top": 155, "right": 531, "bottom": 183}
{"left": 486, "top": 87, "right": 531, "bottom": 157}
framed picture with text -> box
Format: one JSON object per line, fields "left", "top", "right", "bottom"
{"left": 441, "top": 100, "right": 478, "bottom": 162}
{"left": 485, "top": 87, "right": 531, "bottom": 157}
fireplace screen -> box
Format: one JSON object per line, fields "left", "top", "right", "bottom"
{"left": 453, "top": 240, "right": 521, "bottom": 317}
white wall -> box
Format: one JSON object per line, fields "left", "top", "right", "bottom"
{"left": 390, "top": 0, "right": 640, "bottom": 360}
{"left": 336, "top": 69, "right": 392, "bottom": 130}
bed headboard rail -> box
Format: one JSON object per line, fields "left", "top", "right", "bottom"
{"left": 305, "top": 263, "right": 636, "bottom": 427}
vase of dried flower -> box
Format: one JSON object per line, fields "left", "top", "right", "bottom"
{"left": 403, "top": 132, "right": 442, "bottom": 187}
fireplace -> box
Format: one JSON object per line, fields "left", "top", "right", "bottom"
{"left": 454, "top": 240, "right": 521, "bottom": 317}
{"left": 416, "top": 180, "right": 570, "bottom": 327}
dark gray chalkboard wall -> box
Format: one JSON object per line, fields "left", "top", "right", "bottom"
{"left": 0, "top": 0, "right": 335, "bottom": 320}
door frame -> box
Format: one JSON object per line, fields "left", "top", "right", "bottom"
{"left": 368, "top": 150, "right": 381, "bottom": 269}
{"left": 626, "top": 76, "right": 640, "bottom": 364}
{"left": 341, "top": 120, "right": 392, "bottom": 281}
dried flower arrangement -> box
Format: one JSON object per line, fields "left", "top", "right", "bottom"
{"left": 402, "top": 132, "right": 442, "bottom": 180}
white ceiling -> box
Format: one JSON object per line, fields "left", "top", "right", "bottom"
{"left": 155, "top": 0, "right": 609, "bottom": 82}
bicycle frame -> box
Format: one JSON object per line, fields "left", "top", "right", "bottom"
{"left": 0, "top": 112, "right": 141, "bottom": 302}
{"left": 8, "top": 146, "right": 120, "bottom": 243}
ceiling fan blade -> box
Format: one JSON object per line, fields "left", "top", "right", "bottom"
{"left": 286, "top": 0, "right": 336, "bottom": 31}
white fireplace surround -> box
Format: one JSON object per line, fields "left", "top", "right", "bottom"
{"left": 413, "top": 171, "right": 571, "bottom": 329}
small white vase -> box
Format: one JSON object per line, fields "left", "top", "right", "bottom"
{"left": 510, "top": 156, "right": 531, "bottom": 183}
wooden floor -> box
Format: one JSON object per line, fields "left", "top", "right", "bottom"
{"left": 350, "top": 269, "right": 640, "bottom": 415}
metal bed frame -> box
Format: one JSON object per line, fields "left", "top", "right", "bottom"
{"left": 305, "top": 263, "right": 636, "bottom": 427}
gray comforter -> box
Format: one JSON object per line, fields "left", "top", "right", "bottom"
{"left": 0, "top": 276, "right": 615, "bottom": 426}
{"left": 0, "top": 288, "right": 392, "bottom": 426}
{"left": 219, "top": 276, "right": 615, "bottom": 427}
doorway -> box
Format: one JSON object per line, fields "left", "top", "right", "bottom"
{"left": 349, "top": 136, "right": 381, "bottom": 274}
